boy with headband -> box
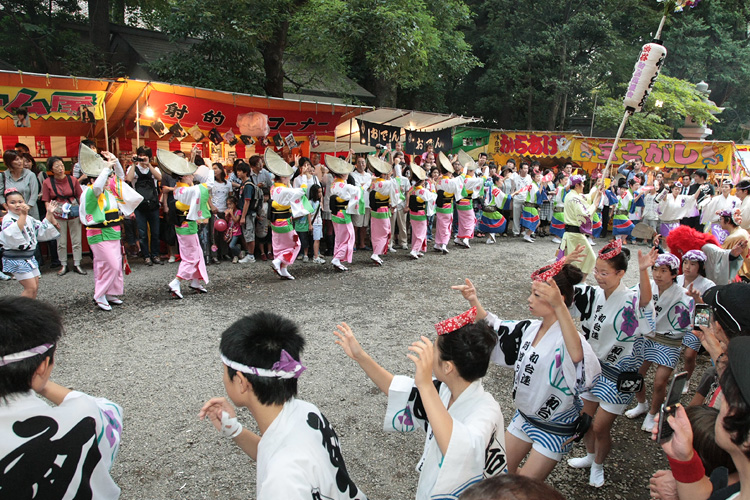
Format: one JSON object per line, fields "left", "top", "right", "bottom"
{"left": 200, "top": 312, "right": 367, "bottom": 499}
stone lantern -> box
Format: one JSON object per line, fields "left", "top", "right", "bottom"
{"left": 677, "top": 81, "right": 723, "bottom": 140}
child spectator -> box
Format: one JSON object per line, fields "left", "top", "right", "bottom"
{"left": 308, "top": 184, "right": 325, "bottom": 264}
{"left": 224, "top": 197, "right": 243, "bottom": 263}
{"left": 0, "top": 189, "right": 59, "bottom": 298}
{"left": 199, "top": 311, "right": 366, "bottom": 499}
{"left": 255, "top": 188, "right": 271, "bottom": 261}
{"left": 0, "top": 296, "right": 123, "bottom": 498}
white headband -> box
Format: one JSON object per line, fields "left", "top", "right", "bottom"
{"left": 221, "top": 351, "right": 306, "bottom": 380}
{"left": 0, "top": 343, "right": 54, "bottom": 367}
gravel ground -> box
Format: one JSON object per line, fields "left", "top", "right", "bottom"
{"left": 7, "top": 235, "right": 709, "bottom": 499}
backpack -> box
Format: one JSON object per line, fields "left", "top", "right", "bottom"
{"left": 134, "top": 167, "right": 159, "bottom": 210}
{"left": 240, "top": 179, "right": 262, "bottom": 213}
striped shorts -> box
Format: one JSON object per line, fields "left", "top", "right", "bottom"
{"left": 682, "top": 332, "right": 701, "bottom": 352}
{"left": 641, "top": 337, "right": 681, "bottom": 368}
{"left": 582, "top": 375, "right": 634, "bottom": 415}
{"left": 507, "top": 410, "right": 574, "bottom": 461}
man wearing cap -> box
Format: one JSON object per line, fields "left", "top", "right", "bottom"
{"left": 680, "top": 169, "right": 714, "bottom": 229}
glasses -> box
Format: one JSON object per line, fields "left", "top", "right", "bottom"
{"left": 593, "top": 268, "right": 611, "bottom": 277}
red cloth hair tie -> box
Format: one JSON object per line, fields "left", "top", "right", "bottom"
{"left": 531, "top": 259, "right": 565, "bottom": 282}
{"left": 435, "top": 307, "right": 477, "bottom": 336}
{"left": 598, "top": 238, "right": 623, "bottom": 260}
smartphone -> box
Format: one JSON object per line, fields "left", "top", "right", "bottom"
{"left": 694, "top": 304, "right": 712, "bottom": 328}
{"left": 657, "top": 371, "right": 689, "bottom": 444}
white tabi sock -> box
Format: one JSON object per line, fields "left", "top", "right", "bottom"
{"left": 191, "top": 278, "right": 201, "bottom": 288}
{"left": 169, "top": 278, "right": 181, "bottom": 290}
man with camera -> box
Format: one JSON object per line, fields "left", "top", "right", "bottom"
{"left": 125, "top": 146, "right": 164, "bottom": 266}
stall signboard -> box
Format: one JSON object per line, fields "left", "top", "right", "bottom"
{"left": 489, "top": 131, "right": 576, "bottom": 158}
{"left": 404, "top": 128, "right": 453, "bottom": 155}
{"left": 357, "top": 119, "right": 401, "bottom": 148}
{"left": 147, "top": 91, "right": 343, "bottom": 135}
{"left": 0, "top": 86, "right": 106, "bottom": 121}
{"left": 572, "top": 137, "right": 733, "bottom": 170}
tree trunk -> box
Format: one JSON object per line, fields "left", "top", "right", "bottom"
{"left": 110, "top": 0, "right": 125, "bottom": 25}
{"left": 526, "top": 74, "right": 534, "bottom": 130}
{"left": 373, "top": 76, "right": 397, "bottom": 107}
{"left": 261, "top": 19, "right": 289, "bottom": 97}
{"left": 559, "top": 91, "right": 568, "bottom": 130}
{"left": 88, "top": 0, "right": 110, "bottom": 70}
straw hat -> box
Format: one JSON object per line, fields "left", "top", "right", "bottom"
{"left": 457, "top": 150, "right": 477, "bottom": 171}
{"left": 366, "top": 155, "right": 392, "bottom": 175}
{"left": 264, "top": 147, "right": 294, "bottom": 177}
{"left": 78, "top": 143, "right": 109, "bottom": 177}
{"left": 410, "top": 163, "right": 426, "bottom": 181}
{"left": 324, "top": 154, "right": 354, "bottom": 176}
{"left": 156, "top": 149, "right": 198, "bottom": 177}
{"left": 438, "top": 151, "right": 454, "bottom": 174}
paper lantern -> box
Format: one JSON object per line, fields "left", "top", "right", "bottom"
{"left": 236, "top": 112, "right": 270, "bottom": 137}
{"left": 623, "top": 43, "right": 667, "bottom": 112}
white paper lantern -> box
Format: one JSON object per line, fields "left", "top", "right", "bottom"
{"left": 623, "top": 43, "right": 667, "bottom": 112}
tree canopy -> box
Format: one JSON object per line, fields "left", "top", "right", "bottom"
{"left": 0, "top": 0, "right": 748, "bottom": 140}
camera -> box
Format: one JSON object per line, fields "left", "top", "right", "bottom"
{"left": 133, "top": 156, "right": 147, "bottom": 163}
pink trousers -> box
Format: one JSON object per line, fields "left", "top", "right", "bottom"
{"left": 333, "top": 222, "right": 354, "bottom": 263}
{"left": 176, "top": 233, "right": 209, "bottom": 283}
{"left": 457, "top": 208, "right": 475, "bottom": 239}
{"left": 272, "top": 228, "right": 300, "bottom": 267}
{"left": 435, "top": 212, "right": 453, "bottom": 246}
{"left": 370, "top": 212, "right": 391, "bottom": 256}
{"left": 91, "top": 239, "right": 123, "bottom": 299}
{"left": 411, "top": 219, "right": 427, "bottom": 253}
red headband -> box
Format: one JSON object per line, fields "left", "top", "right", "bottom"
{"left": 598, "top": 238, "right": 623, "bottom": 260}
{"left": 531, "top": 259, "right": 565, "bottom": 282}
{"left": 435, "top": 307, "right": 477, "bottom": 336}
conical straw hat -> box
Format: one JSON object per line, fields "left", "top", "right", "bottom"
{"left": 156, "top": 149, "right": 198, "bottom": 177}
{"left": 78, "top": 143, "right": 109, "bottom": 177}
{"left": 264, "top": 147, "right": 294, "bottom": 177}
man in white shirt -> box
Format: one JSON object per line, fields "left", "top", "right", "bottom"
{"left": 737, "top": 179, "right": 750, "bottom": 231}
{"left": 350, "top": 156, "right": 372, "bottom": 250}
{"left": 510, "top": 162, "right": 532, "bottom": 236}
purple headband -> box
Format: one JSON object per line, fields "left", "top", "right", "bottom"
{"left": 655, "top": 253, "right": 680, "bottom": 271}
{"left": 221, "top": 349, "right": 306, "bottom": 379}
{"left": 0, "top": 343, "right": 54, "bottom": 367}
{"left": 569, "top": 175, "right": 585, "bottom": 187}
{"left": 682, "top": 250, "right": 707, "bottom": 262}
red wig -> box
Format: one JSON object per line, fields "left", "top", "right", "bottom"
{"left": 666, "top": 225, "right": 719, "bottom": 262}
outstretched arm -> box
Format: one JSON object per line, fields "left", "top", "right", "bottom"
{"left": 451, "top": 278, "right": 487, "bottom": 320}
{"left": 638, "top": 247, "right": 658, "bottom": 308}
{"left": 334, "top": 322, "right": 393, "bottom": 395}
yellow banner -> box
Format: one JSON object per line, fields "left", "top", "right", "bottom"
{"left": 489, "top": 131, "right": 577, "bottom": 159}
{"left": 572, "top": 137, "right": 733, "bottom": 171}
{"left": 0, "top": 86, "right": 106, "bottom": 121}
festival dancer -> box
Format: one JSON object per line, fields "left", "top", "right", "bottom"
{"left": 550, "top": 176, "right": 569, "bottom": 244}
{"left": 606, "top": 178, "right": 636, "bottom": 243}
{"left": 654, "top": 181, "right": 696, "bottom": 242}
{"left": 717, "top": 208, "right": 750, "bottom": 281}
{"left": 454, "top": 155, "right": 484, "bottom": 248}
{"left": 326, "top": 155, "right": 361, "bottom": 272}
{"left": 164, "top": 155, "right": 215, "bottom": 298}
{"left": 199, "top": 311, "right": 367, "bottom": 499}
{"left": 79, "top": 150, "right": 143, "bottom": 311}
{"left": 452, "top": 262, "right": 600, "bottom": 480}
{"left": 434, "top": 152, "right": 464, "bottom": 254}
{"left": 478, "top": 175, "right": 510, "bottom": 244}
{"left": 366, "top": 155, "right": 400, "bottom": 266}
{"left": 519, "top": 170, "right": 548, "bottom": 243}
{"left": 624, "top": 253, "right": 694, "bottom": 432}
{"left": 701, "top": 179, "right": 740, "bottom": 244}
{"left": 566, "top": 240, "right": 657, "bottom": 488}
{"left": 334, "top": 313, "right": 507, "bottom": 499}
{"left": 266, "top": 148, "right": 312, "bottom": 280}
{"left": 407, "top": 165, "right": 437, "bottom": 259}
{"left": 0, "top": 189, "right": 59, "bottom": 298}
{"left": 675, "top": 249, "right": 715, "bottom": 393}
{"left": 666, "top": 224, "right": 748, "bottom": 286}
{"left": 558, "top": 175, "right": 602, "bottom": 278}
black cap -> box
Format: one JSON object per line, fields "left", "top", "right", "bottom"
{"left": 728, "top": 336, "right": 750, "bottom": 406}
{"left": 702, "top": 283, "right": 750, "bottom": 334}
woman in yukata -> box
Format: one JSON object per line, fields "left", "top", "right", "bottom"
{"left": 452, "top": 258, "right": 601, "bottom": 480}
{"left": 333, "top": 311, "right": 506, "bottom": 500}
{"left": 565, "top": 239, "right": 658, "bottom": 488}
